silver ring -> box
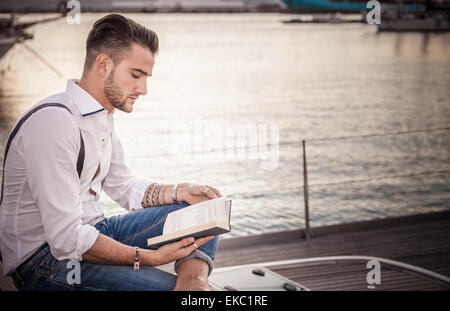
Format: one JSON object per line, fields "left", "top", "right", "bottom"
{"left": 193, "top": 243, "right": 198, "bottom": 249}
{"left": 203, "top": 188, "right": 210, "bottom": 196}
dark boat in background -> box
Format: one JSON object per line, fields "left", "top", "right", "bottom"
{"left": 280, "top": 0, "right": 424, "bottom": 13}
{"left": 0, "top": 14, "right": 32, "bottom": 73}
{"left": 0, "top": 0, "right": 67, "bottom": 73}
{"left": 281, "top": 0, "right": 450, "bottom": 32}
{"left": 377, "top": 0, "right": 450, "bottom": 32}
{"left": 0, "top": 10, "right": 66, "bottom": 74}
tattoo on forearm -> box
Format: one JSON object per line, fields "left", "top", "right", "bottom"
{"left": 141, "top": 184, "right": 169, "bottom": 208}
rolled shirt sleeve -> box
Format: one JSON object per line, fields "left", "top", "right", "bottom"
{"left": 102, "top": 126, "right": 154, "bottom": 212}
{"left": 21, "top": 108, "right": 99, "bottom": 261}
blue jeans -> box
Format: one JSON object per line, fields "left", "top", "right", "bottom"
{"left": 11, "top": 202, "right": 219, "bottom": 291}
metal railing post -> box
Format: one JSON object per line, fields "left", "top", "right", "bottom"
{"left": 302, "top": 140, "right": 312, "bottom": 239}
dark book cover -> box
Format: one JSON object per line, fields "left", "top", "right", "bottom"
{"left": 147, "top": 199, "right": 232, "bottom": 249}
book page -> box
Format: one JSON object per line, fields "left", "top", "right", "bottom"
{"left": 163, "top": 197, "right": 225, "bottom": 235}
{"left": 225, "top": 200, "right": 231, "bottom": 223}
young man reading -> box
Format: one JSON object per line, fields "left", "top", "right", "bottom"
{"left": 0, "top": 14, "right": 221, "bottom": 291}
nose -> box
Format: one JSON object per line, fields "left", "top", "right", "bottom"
{"left": 136, "top": 79, "right": 147, "bottom": 96}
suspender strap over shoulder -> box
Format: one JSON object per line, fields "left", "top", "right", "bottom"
{"left": 0, "top": 103, "right": 85, "bottom": 205}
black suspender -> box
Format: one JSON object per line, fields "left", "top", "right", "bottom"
{"left": 0, "top": 103, "right": 85, "bottom": 205}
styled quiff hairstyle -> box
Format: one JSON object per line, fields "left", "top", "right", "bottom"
{"left": 84, "top": 14, "right": 159, "bottom": 72}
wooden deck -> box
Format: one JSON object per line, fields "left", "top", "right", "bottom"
{"left": 213, "top": 210, "right": 450, "bottom": 291}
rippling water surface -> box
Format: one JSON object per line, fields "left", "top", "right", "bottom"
{"left": 1, "top": 13, "right": 449, "bottom": 237}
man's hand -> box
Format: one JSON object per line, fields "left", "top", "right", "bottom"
{"left": 150, "top": 236, "right": 215, "bottom": 266}
{"left": 83, "top": 233, "right": 215, "bottom": 267}
{"left": 177, "top": 183, "right": 223, "bottom": 205}
{"left": 141, "top": 183, "right": 223, "bottom": 208}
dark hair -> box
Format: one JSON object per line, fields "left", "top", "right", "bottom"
{"left": 84, "top": 14, "right": 158, "bottom": 71}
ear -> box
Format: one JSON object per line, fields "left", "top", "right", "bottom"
{"left": 95, "top": 53, "right": 113, "bottom": 78}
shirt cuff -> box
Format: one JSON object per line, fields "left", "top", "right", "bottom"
{"left": 76, "top": 224, "right": 99, "bottom": 260}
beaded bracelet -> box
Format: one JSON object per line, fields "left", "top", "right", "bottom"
{"left": 133, "top": 246, "right": 140, "bottom": 271}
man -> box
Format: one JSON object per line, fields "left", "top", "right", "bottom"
{"left": 0, "top": 14, "right": 221, "bottom": 291}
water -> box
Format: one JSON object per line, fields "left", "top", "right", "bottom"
{"left": 1, "top": 13, "right": 449, "bottom": 238}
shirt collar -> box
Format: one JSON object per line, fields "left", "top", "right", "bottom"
{"left": 65, "top": 79, "right": 106, "bottom": 117}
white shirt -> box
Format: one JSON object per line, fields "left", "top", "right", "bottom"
{"left": 0, "top": 79, "right": 153, "bottom": 275}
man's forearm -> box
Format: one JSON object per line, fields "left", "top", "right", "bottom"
{"left": 82, "top": 233, "right": 158, "bottom": 266}
{"left": 141, "top": 183, "right": 176, "bottom": 208}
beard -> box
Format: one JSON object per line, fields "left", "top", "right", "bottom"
{"left": 104, "top": 69, "right": 133, "bottom": 113}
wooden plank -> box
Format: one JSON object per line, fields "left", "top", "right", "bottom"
{"left": 218, "top": 210, "right": 450, "bottom": 250}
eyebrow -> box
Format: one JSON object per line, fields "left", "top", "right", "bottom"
{"left": 131, "top": 68, "right": 152, "bottom": 77}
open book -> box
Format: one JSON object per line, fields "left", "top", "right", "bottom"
{"left": 147, "top": 197, "right": 232, "bottom": 248}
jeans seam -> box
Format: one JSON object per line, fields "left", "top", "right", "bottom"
{"left": 119, "top": 216, "right": 167, "bottom": 244}
{"left": 39, "top": 252, "right": 52, "bottom": 268}
{"left": 49, "top": 260, "right": 60, "bottom": 278}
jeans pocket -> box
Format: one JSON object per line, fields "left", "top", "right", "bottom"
{"left": 36, "top": 251, "right": 60, "bottom": 278}
{"left": 14, "top": 257, "right": 57, "bottom": 291}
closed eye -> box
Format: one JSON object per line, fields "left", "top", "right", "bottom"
{"left": 131, "top": 73, "right": 140, "bottom": 79}
{"left": 131, "top": 67, "right": 152, "bottom": 78}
